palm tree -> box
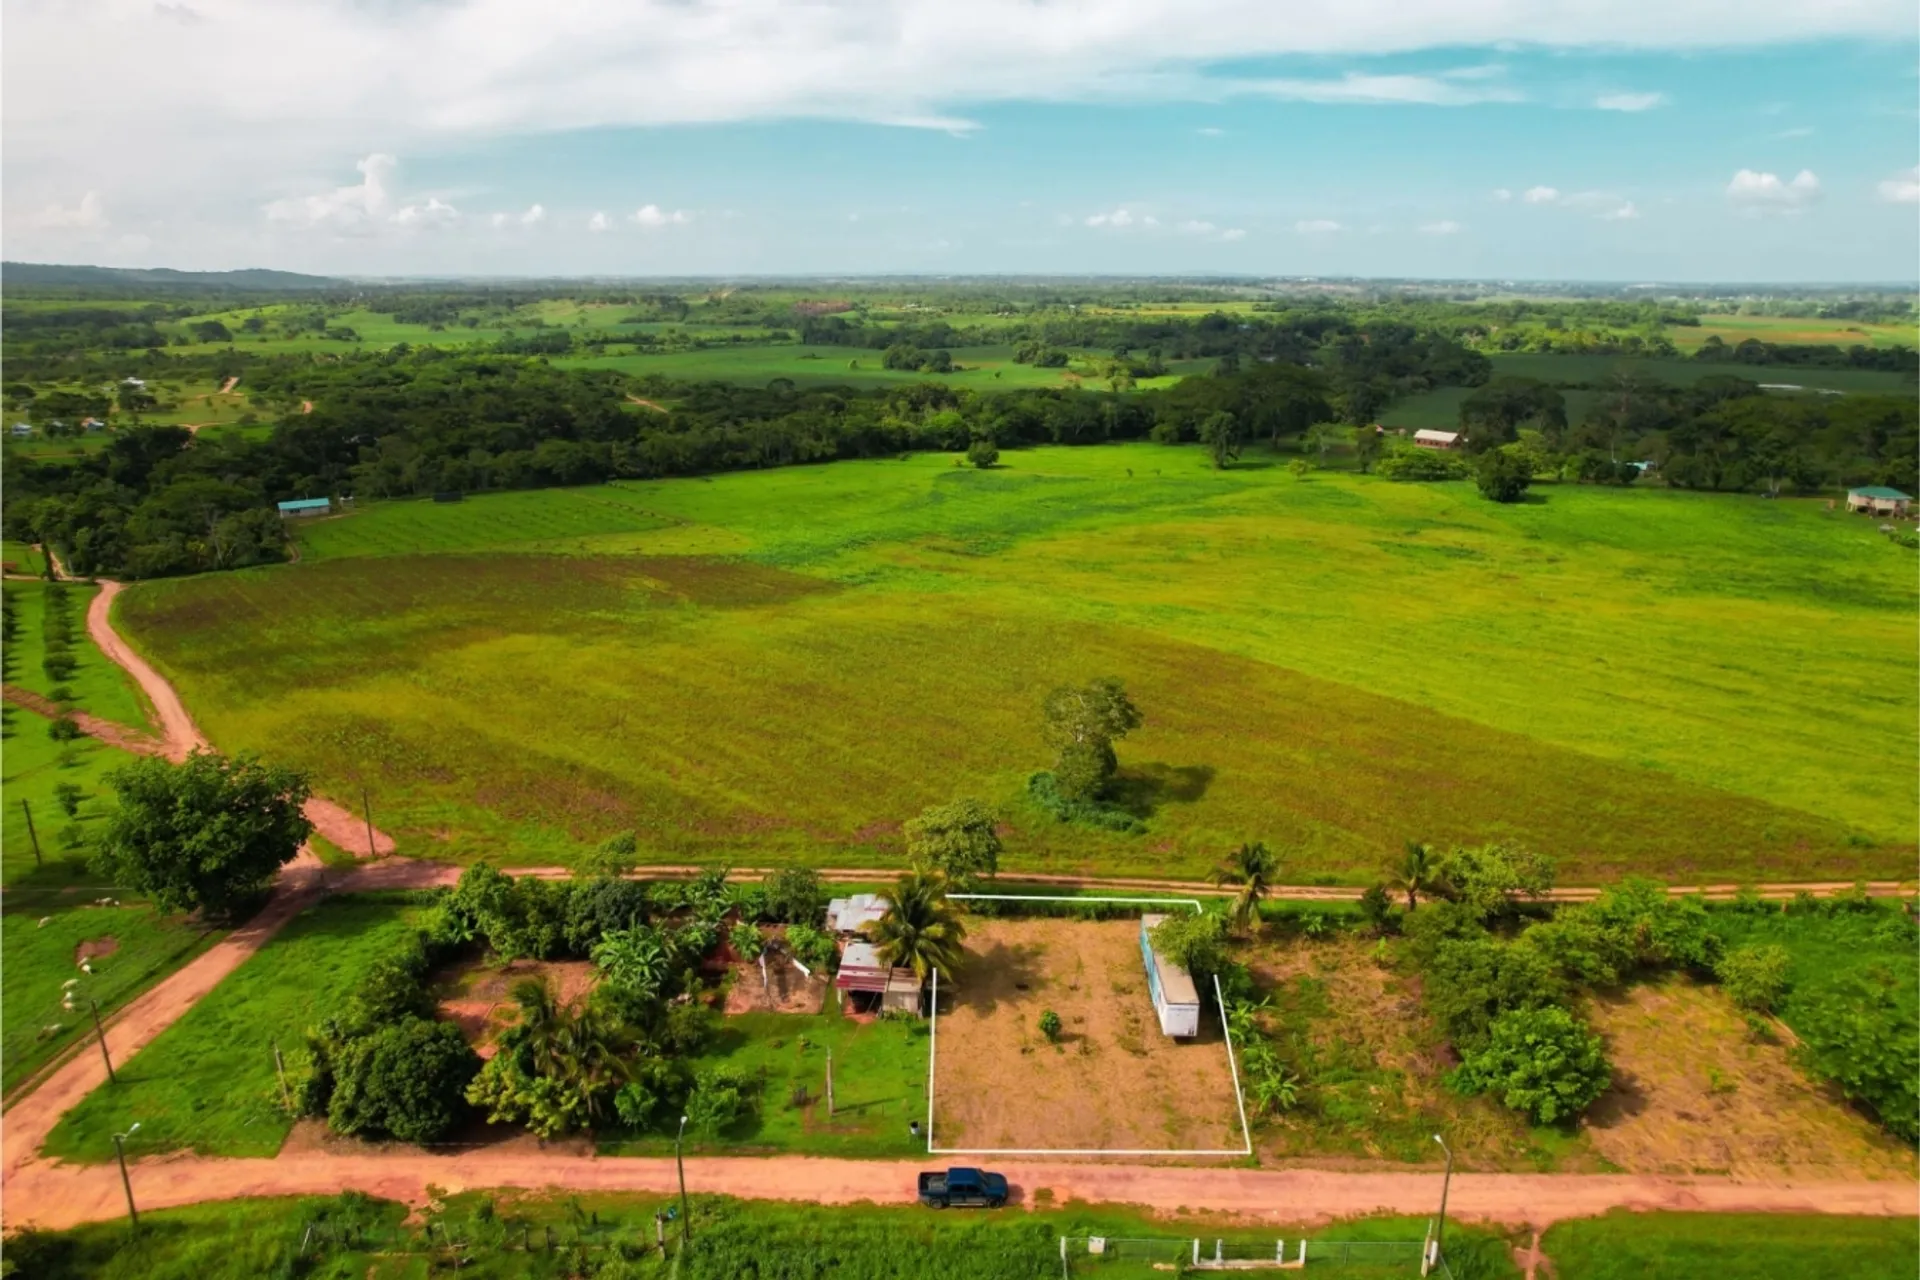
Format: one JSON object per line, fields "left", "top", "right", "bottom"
{"left": 592, "top": 926, "right": 671, "bottom": 1003}
{"left": 1385, "top": 840, "right": 1443, "bottom": 912}
{"left": 507, "top": 977, "right": 566, "bottom": 1073}
{"left": 864, "top": 871, "right": 967, "bottom": 983}
{"left": 1211, "top": 841, "right": 1278, "bottom": 933}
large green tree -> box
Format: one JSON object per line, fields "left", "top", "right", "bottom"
{"left": 904, "top": 798, "right": 1002, "bottom": 889}
{"left": 864, "top": 871, "right": 967, "bottom": 983}
{"left": 1452, "top": 1005, "right": 1611, "bottom": 1125}
{"left": 326, "top": 1018, "right": 480, "bottom": 1144}
{"left": 1041, "top": 677, "right": 1143, "bottom": 802}
{"left": 1198, "top": 411, "right": 1243, "bottom": 469}
{"left": 95, "top": 749, "right": 312, "bottom": 919}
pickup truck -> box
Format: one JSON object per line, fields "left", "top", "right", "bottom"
{"left": 917, "top": 1167, "right": 1009, "bottom": 1209}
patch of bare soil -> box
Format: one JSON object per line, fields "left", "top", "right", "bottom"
{"left": 723, "top": 954, "right": 828, "bottom": 1015}
{"left": 931, "top": 917, "right": 1242, "bottom": 1151}
{"left": 1584, "top": 976, "right": 1917, "bottom": 1179}
{"left": 435, "top": 958, "right": 598, "bottom": 1058}
{"left": 74, "top": 937, "right": 119, "bottom": 964}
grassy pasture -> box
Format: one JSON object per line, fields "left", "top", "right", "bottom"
{"left": 42, "top": 895, "right": 429, "bottom": 1161}
{"left": 558, "top": 344, "right": 1157, "bottom": 390}
{"left": 1540, "top": 1211, "right": 1918, "bottom": 1280}
{"left": 1482, "top": 352, "right": 1913, "bottom": 394}
{"left": 1, "top": 727, "right": 136, "bottom": 888}
{"left": 1668, "top": 313, "right": 1916, "bottom": 351}
{"left": 4, "top": 579, "right": 154, "bottom": 728}
{"left": 112, "top": 446, "right": 1916, "bottom": 883}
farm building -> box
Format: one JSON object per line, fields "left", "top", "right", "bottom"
{"left": 1138, "top": 914, "right": 1201, "bottom": 1038}
{"left": 10, "top": 423, "right": 33, "bottom": 438}
{"left": 825, "top": 893, "right": 890, "bottom": 934}
{"left": 834, "top": 939, "right": 921, "bottom": 1015}
{"left": 1413, "top": 429, "right": 1461, "bottom": 450}
{"left": 1847, "top": 486, "right": 1913, "bottom": 517}
{"left": 277, "top": 497, "right": 332, "bottom": 518}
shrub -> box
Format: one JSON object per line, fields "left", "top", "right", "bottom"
{"left": 1792, "top": 969, "right": 1919, "bottom": 1142}
{"left": 1442, "top": 841, "right": 1555, "bottom": 922}
{"left": 1452, "top": 1005, "right": 1611, "bottom": 1125}
{"left": 966, "top": 438, "right": 999, "bottom": 469}
{"left": 1038, "top": 1010, "right": 1062, "bottom": 1042}
{"left": 1376, "top": 446, "right": 1469, "bottom": 482}
{"left": 784, "top": 922, "right": 837, "bottom": 973}
{"left": 1423, "top": 936, "right": 1563, "bottom": 1051}
{"left": 761, "top": 867, "right": 825, "bottom": 924}
{"left": 326, "top": 1017, "right": 480, "bottom": 1144}
{"left": 1025, "top": 771, "right": 1143, "bottom": 833}
{"left": 1357, "top": 883, "right": 1398, "bottom": 935}
{"left": 47, "top": 716, "right": 82, "bottom": 741}
{"left": 52, "top": 782, "right": 83, "bottom": 817}
{"left": 1475, "top": 445, "right": 1534, "bottom": 503}
{"left": 686, "top": 1065, "right": 760, "bottom": 1136}
{"left": 1715, "top": 943, "right": 1791, "bottom": 1013}
{"left": 1149, "top": 910, "right": 1228, "bottom": 978}
{"left": 1583, "top": 879, "right": 1717, "bottom": 972}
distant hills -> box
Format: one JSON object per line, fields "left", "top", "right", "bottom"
{"left": 2, "top": 262, "right": 342, "bottom": 291}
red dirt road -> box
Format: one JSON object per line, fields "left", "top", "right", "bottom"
{"left": 5, "top": 1147, "right": 1912, "bottom": 1235}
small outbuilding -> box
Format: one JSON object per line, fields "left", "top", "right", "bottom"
{"left": 1139, "top": 914, "right": 1201, "bottom": 1039}
{"left": 825, "top": 893, "right": 890, "bottom": 934}
{"left": 834, "top": 939, "right": 921, "bottom": 1015}
{"left": 277, "top": 497, "right": 333, "bottom": 518}
{"left": 1847, "top": 486, "right": 1913, "bottom": 517}
{"left": 10, "top": 423, "right": 33, "bottom": 438}
{"left": 1413, "top": 429, "right": 1461, "bottom": 450}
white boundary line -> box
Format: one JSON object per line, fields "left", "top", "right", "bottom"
{"left": 925, "top": 892, "right": 1253, "bottom": 1158}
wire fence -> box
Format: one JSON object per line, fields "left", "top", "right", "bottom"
{"left": 297, "top": 1215, "right": 674, "bottom": 1266}
{"left": 1059, "top": 1235, "right": 1456, "bottom": 1277}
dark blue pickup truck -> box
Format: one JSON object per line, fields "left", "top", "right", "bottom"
{"left": 917, "top": 1167, "right": 1009, "bottom": 1209}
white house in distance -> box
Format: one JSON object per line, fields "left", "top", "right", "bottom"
{"left": 1847, "top": 486, "right": 1913, "bottom": 517}
{"left": 1413, "top": 429, "right": 1461, "bottom": 450}
{"left": 1138, "top": 914, "right": 1201, "bottom": 1038}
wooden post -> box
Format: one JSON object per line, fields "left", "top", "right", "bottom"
{"left": 273, "top": 1041, "right": 293, "bottom": 1113}
{"left": 360, "top": 788, "right": 377, "bottom": 858}
{"left": 825, "top": 1048, "right": 834, "bottom": 1116}
{"left": 90, "top": 998, "right": 116, "bottom": 1084}
{"left": 21, "top": 798, "right": 41, "bottom": 867}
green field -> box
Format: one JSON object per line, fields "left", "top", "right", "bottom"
{"left": 1669, "top": 313, "right": 1917, "bottom": 352}
{"left": 1540, "top": 1211, "right": 1918, "bottom": 1279}
{"left": 43, "top": 895, "right": 429, "bottom": 1161}
{"left": 2, "top": 711, "right": 140, "bottom": 889}
{"left": 3, "top": 579, "right": 154, "bottom": 729}
{"left": 3, "top": 538, "right": 48, "bottom": 575}
{"left": 6, "top": 1193, "right": 1521, "bottom": 1280}
{"left": 558, "top": 344, "right": 1205, "bottom": 391}
{"left": 111, "top": 445, "right": 1916, "bottom": 882}
{"left": 1, "top": 902, "right": 219, "bottom": 1096}
{"left": 601, "top": 1000, "right": 929, "bottom": 1158}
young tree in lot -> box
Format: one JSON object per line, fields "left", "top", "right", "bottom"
{"left": 1149, "top": 910, "right": 1228, "bottom": 978}
{"left": 761, "top": 866, "right": 825, "bottom": 924}
{"left": 1442, "top": 842, "right": 1557, "bottom": 923}
{"left": 1475, "top": 446, "right": 1535, "bottom": 504}
{"left": 326, "top": 1018, "right": 480, "bottom": 1144}
{"left": 1041, "top": 677, "right": 1143, "bottom": 802}
{"left": 95, "top": 750, "right": 313, "bottom": 920}
{"left": 1386, "top": 840, "right": 1444, "bottom": 912}
{"left": 1451, "top": 1005, "right": 1612, "bottom": 1125}
{"left": 1211, "top": 841, "right": 1278, "bottom": 934}
{"left": 593, "top": 926, "right": 673, "bottom": 1003}
{"left": 864, "top": 871, "right": 967, "bottom": 983}
{"left": 1198, "top": 411, "right": 1243, "bottom": 469}
{"left": 904, "top": 799, "right": 1002, "bottom": 889}
{"left": 966, "top": 436, "right": 1000, "bottom": 469}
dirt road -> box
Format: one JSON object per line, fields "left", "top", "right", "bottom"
{"left": 5, "top": 1146, "right": 1911, "bottom": 1235}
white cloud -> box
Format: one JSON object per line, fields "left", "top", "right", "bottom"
{"left": 1491, "top": 188, "right": 1513, "bottom": 202}
{"left": 630, "top": 203, "right": 691, "bottom": 228}
{"left": 1196, "top": 126, "right": 1224, "bottom": 136}
{"left": 265, "top": 153, "right": 396, "bottom": 227}
{"left": 1726, "top": 168, "right": 1820, "bottom": 212}
{"left": 394, "top": 196, "right": 460, "bottom": 227}
{"left": 26, "top": 191, "right": 109, "bottom": 230}
{"left": 1595, "top": 91, "right": 1666, "bottom": 112}
{"left": 1085, "top": 208, "right": 1136, "bottom": 228}
{"left": 1220, "top": 228, "right": 1246, "bottom": 241}
{"left": 587, "top": 211, "right": 611, "bottom": 232}
{"left": 1877, "top": 167, "right": 1920, "bottom": 204}
{"left": 1235, "top": 71, "right": 1522, "bottom": 107}
{"left": 1296, "top": 219, "right": 1343, "bottom": 233}
{"left": 1600, "top": 201, "right": 1640, "bottom": 220}
{"left": 520, "top": 203, "right": 547, "bottom": 226}
{"left": 1522, "top": 185, "right": 1560, "bottom": 204}
{"left": 1418, "top": 220, "right": 1462, "bottom": 234}
{"left": 1178, "top": 219, "right": 1216, "bottom": 234}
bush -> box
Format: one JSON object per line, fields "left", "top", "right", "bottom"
{"left": 47, "top": 715, "right": 82, "bottom": 741}
{"left": 686, "top": 1065, "right": 760, "bottom": 1136}
{"left": 761, "top": 867, "right": 825, "bottom": 924}
{"left": 1025, "top": 771, "right": 1143, "bottom": 833}
{"left": 1475, "top": 445, "right": 1534, "bottom": 503}
{"left": 52, "top": 782, "right": 83, "bottom": 817}
{"left": 1715, "top": 943, "right": 1791, "bottom": 1012}
{"left": 1442, "top": 841, "right": 1555, "bottom": 922}
{"left": 1792, "top": 969, "right": 1919, "bottom": 1141}
{"left": 326, "top": 1017, "right": 480, "bottom": 1143}
{"left": 966, "top": 438, "right": 999, "bottom": 469}
{"left": 784, "top": 921, "right": 837, "bottom": 973}
{"left": 1376, "top": 446, "right": 1469, "bottom": 482}
{"left": 1452, "top": 1005, "right": 1611, "bottom": 1124}
{"left": 1149, "top": 911, "right": 1228, "bottom": 978}
{"left": 1423, "top": 936, "right": 1563, "bottom": 1051}
{"left": 1038, "top": 1010, "right": 1062, "bottom": 1042}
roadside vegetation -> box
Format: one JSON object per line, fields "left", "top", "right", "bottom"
{"left": 1540, "top": 1211, "right": 1918, "bottom": 1280}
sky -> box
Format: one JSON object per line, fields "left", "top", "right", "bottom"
{"left": 3, "top": 1, "right": 1917, "bottom": 282}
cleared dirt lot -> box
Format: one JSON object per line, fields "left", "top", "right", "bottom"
{"left": 1585, "top": 976, "right": 1918, "bottom": 1179}
{"left": 930, "top": 917, "right": 1244, "bottom": 1151}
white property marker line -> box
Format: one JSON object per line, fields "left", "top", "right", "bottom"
{"left": 927, "top": 893, "right": 1253, "bottom": 1158}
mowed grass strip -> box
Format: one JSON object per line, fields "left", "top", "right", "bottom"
{"left": 1540, "top": 1212, "right": 1919, "bottom": 1280}
{"left": 117, "top": 447, "right": 1916, "bottom": 880}
{"left": 2, "top": 722, "right": 136, "bottom": 890}
{"left": 42, "top": 895, "right": 428, "bottom": 1161}
{"left": 2, "top": 903, "right": 221, "bottom": 1095}
{"left": 4, "top": 579, "right": 154, "bottom": 729}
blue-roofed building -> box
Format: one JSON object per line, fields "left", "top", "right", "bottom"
{"left": 1847, "top": 486, "right": 1912, "bottom": 517}
{"left": 277, "top": 497, "right": 332, "bottom": 518}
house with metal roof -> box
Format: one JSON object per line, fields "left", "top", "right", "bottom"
{"left": 1412, "top": 429, "right": 1461, "bottom": 450}
{"left": 1847, "top": 486, "right": 1912, "bottom": 517}
{"left": 833, "top": 939, "right": 921, "bottom": 1015}
{"left": 824, "top": 893, "right": 890, "bottom": 934}
{"left": 276, "top": 497, "right": 333, "bottom": 518}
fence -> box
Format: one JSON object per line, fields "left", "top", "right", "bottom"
{"left": 1059, "top": 1235, "right": 1456, "bottom": 1277}
{"left": 298, "top": 1214, "right": 671, "bottom": 1267}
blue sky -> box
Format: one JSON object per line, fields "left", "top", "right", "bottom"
{"left": 3, "top": 3, "right": 1915, "bottom": 281}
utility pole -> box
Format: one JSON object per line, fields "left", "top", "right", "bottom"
{"left": 21, "top": 798, "right": 41, "bottom": 867}
{"left": 675, "top": 1114, "right": 692, "bottom": 1250}
{"left": 90, "top": 998, "right": 116, "bottom": 1083}
{"left": 360, "top": 787, "right": 377, "bottom": 858}
{"left": 112, "top": 1124, "right": 141, "bottom": 1230}
{"left": 826, "top": 1048, "right": 835, "bottom": 1116}
{"left": 1430, "top": 1134, "right": 1454, "bottom": 1274}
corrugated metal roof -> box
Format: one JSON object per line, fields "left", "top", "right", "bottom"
{"left": 1850, "top": 486, "right": 1913, "bottom": 500}
{"left": 1413, "top": 429, "right": 1460, "bottom": 443}
{"left": 277, "top": 497, "right": 332, "bottom": 511}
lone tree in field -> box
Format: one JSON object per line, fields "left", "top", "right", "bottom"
{"left": 864, "top": 871, "right": 967, "bottom": 984}
{"left": 1041, "top": 677, "right": 1143, "bottom": 802}
{"left": 904, "top": 799, "right": 1001, "bottom": 889}
{"left": 966, "top": 436, "right": 1000, "bottom": 469}
{"left": 1386, "top": 840, "right": 1443, "bottom": 912}
{"left": 95, "top": 749, "right": 312, "bottom": 920}
{"left": 1198, "top": 411, "right": 1243, "bottom": 469}
{"left": 1211, "top": 841, "right": 1279, "bottom": 933}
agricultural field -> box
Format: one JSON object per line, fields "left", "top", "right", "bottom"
{"left": 3, "top": 579, "right": 154, "bottom": 729}
{"left": 1539, "top": 1211, "right": 1919, "bottom": 1280}
{"left": 928, "top": 917, "right": 1244, "bottom": 1152}
{"left": 111, "top": 445, "right": 1917, "bottom": 883}
{"left": 42, "top": 895, "right": 431, "bottom": 1161}
{"left": 1667, "top": 313, "right": 1916, "bottom": 352}
{"left": 559, "top": 344, "right": 1204, "bottom": 390}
